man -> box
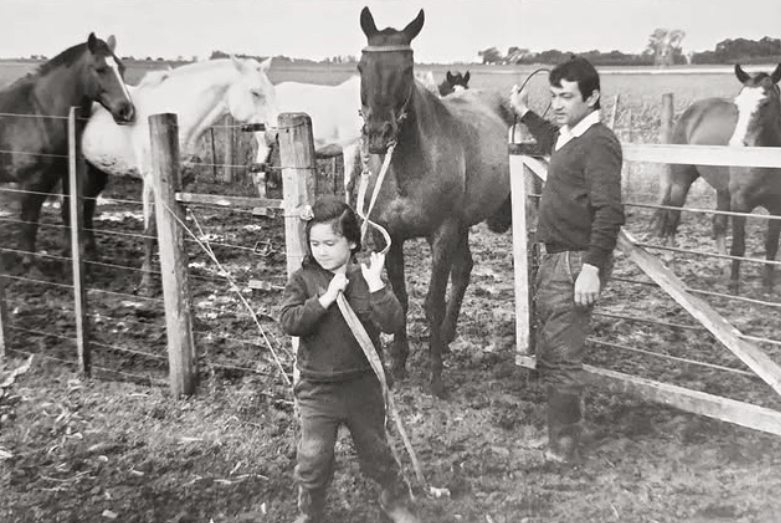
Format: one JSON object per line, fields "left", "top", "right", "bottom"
{"left": 509, "top": 56, "right": 625, "bottom": 464}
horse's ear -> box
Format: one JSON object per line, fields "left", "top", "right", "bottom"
{"left": 87, "top": 32, "right": 98, "bottom": 53}
{"left": 402, "top": 9, "right": 425, "bottom": 42}
{"left": 106, "top": 35, "right": 117, "bottom": 53}
{"left": 735, "top": 64, "right": 750, "bottom": 84}
{"left": 463, "top": 71, "right": 470, "bottom": 84}
{"left": 771, "top": 64, "right": 781, "bottom": 84}
{"left": 360, "top": 7, "right": 378, "bottom": 39}
{"left": 446, "top": 71, "right": 454, "bottom": 82}
{"left": 260, "top": 57, "right": 273, "bottom": 71}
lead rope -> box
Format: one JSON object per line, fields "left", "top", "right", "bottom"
{"left": 334, "top": 293, "right": 426, "bottom": 493}
{"left": 356, "top": 138, "right": 394, "bottom": 254}
{"left": 345, "top": 137, "right": 427, "bottom": 494}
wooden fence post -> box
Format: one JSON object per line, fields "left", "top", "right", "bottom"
{"left": 609, "top": 93, "right": 620, "bottom": 129}
{"left": 659, "top": 93, "right": 675, "bottom": 202}
{"left": 0, "top": 256, "right": 7, "bottom": 360}
{"left": 278, "top": 113, "right": 317, "bottom": 278}
{"left": 149, "top": 113, "right": 197, "bottom": 397}
{"left": 223, "top": 116, "right": 235, "bottom": 183}
{"left": 660, "top": 93, "right": 674, "bottom": 144}
{"left": 68, "top": 106, "right": 91, "bottom": 375}
{"left": 624, "top": 107, "right": 634, "bottom": 195}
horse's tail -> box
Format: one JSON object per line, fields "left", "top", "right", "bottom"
{"left": 486, "top": 194, "right": 513, "bottom": 233}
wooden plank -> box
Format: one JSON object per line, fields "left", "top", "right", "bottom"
{"left": 175, "top": 192, "right": 283, "bottom": 209}
{"left": 68, "top": 107, "right": 91, "bottom": 376}
{"left": 510, "top": 154, "right": 530, "bottom": 360}
{"left": 149, "top": 113, "right": 197, "bottom": 397}
{"left": 513, "top": 143, "right": 781, "bottom": 169}
{"left": 585, "top": 365, "right": 781, "bottom": 437}
{"left": 617, "top": 230, "right": 781, "bottom": 398}
{"left": 622, "top": 143, "right": 781, "bottom": 168}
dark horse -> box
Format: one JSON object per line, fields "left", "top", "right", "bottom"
{"left": 654, "top": 63, "right": 781, "bottom": 291}
{"left": 0, "top": 33, "right": 135, "bottom": 274}
{"left": 439, "top": 70, "right": 470, "bottom": 96}
{"left": 357, "top": 7, "right": 514, "bottom": 396}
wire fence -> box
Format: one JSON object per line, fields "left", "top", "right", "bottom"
{"left": 2, "top": 107, "right": 781, "bottom": 416}
{"left": 0, "top": 111, "right": 347, "bottom": 389}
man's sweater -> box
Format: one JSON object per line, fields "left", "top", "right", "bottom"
{"left": 521, "top": 111, "right": 625, "bottom": 269}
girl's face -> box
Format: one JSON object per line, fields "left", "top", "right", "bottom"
{"left": 309, "top": 221, "right": 356, "bottom": 273}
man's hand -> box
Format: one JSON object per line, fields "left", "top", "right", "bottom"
{"left": 574, "top": 263, "right": 601, "bottom": 307}
{"left": 510, "top": 84, "right": 530, "bottom": 118}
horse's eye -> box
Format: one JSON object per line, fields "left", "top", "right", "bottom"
{"left": 96, "top": 67, "right": 108, "bottom": 74}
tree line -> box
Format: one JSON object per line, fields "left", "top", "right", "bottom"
{"left": 480, "top": 33, "right": 781, "bottom": 67}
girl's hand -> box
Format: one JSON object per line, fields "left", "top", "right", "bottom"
{"left": 361, "top": 251, "right": 386, "bottom": 292}
{"left": 319, "top": 273, "right": 348, "bottom": 308}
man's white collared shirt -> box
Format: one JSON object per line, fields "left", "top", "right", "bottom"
{"left": 554, "top": 111, "right": 601, "bottom": 151}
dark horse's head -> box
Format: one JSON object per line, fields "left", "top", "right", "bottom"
{"left": 729, "top": 63, "right": 781, "bottom": 147}
{"left": 358, "top": 7, "right": 424, "bottom": 154}
{"left": 440, "top": 70, "right": 470, "bottom": 96}
{"left": 74, "top": 33, "right": 135, "bottom": 124}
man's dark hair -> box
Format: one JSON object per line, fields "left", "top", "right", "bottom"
{"left": 549, "top": 55, "right": 601, "bottom": 110}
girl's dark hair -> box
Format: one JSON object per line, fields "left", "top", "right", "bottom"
{"left": 302, "top": 195, "right": 362, "bottom": 266}
{"left": 550, "top": 55, "right": 602, "bottom": 110}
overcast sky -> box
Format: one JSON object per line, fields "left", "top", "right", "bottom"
{"left": 0, "top": 0, "right": 778, "bottom": 63}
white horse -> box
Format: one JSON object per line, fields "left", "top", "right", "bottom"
{"left": 82, "top": 56, "right": 279, "bottom": 295}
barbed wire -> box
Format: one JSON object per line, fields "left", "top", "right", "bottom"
{"left": 626, "top": 201, "right": 781, "bottom": 222}
{"left": 594, "top": 310, "right": 781, "bottom": 348}
{"left": 589, "top": 337, "right": 758, "bottom": 378}
{"left": 3, "top": 347, "right": 169, "bottom": 387}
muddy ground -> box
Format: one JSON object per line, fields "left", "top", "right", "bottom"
{"left": 2, "top": 170, "right": 781, "bottom": 523}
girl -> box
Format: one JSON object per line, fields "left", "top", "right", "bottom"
{"left": 279, "top": 195, "right": 419, "bottom": 523}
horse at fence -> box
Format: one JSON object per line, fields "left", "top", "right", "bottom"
{"left": 439, "top": 70, "right": 471, "bottom": 96}
{"left": 653, "top": 63, "right": 781, "bottom": 291}
{"left": 0, "top": 33, "right": 135, "bottom": 276}
{"left": 356, "top": 7, "right": 514, "bottom": 396}
{"left": 81, "top": 56, "right": 279, "bottom": 295}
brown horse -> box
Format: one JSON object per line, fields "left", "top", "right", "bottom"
{"left": 654, "top": 63, "right": 781, "bottom": 291}
{"left": 357, "top": 7, "right": 513, "bottom": 396}
{"left": 0, "top": 33, "right": 134, "bottom": 275}
{"left": 439, "top": 70, "right": 470, "bottom": 96}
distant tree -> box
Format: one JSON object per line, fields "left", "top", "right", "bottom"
{"left": 646, "top": 28, "right": 686, "bottom": 67}
{"left": 505, "top": 46, "right": 530, "bottom": 64}
{"left": 210, "top": 50, "right": 230, "bottom": 59}
{"left": 478, "top": 46, "right": 503, "bottom": 64}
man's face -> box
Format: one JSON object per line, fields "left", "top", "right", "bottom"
{"left": 549, "top": 79, "right": 598, "bottom": 128}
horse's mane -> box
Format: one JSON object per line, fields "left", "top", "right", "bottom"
{"left": 36, "top": 40, "right": 111, "bottom": 76}
{"left": 161, "top": 57, "right": 264, "bottom": 78}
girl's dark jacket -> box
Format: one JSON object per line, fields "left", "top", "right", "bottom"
{"left": 279, "top": 261, "right": 403, "bottom": 382}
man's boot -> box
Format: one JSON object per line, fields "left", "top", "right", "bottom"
{"left": 292, "top": 486, "right": 325, "bottom": 523}
{"left": 545, "top": 387, "right": 583, "bottom": 465}
{"left": 379, "top": 488, "right": 420, "bottom": 523}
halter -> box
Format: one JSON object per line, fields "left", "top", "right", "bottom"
{"left": 359, "top": 44, "right": 416, "bottom": 126}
